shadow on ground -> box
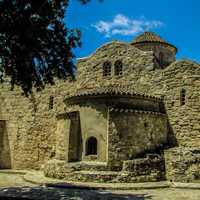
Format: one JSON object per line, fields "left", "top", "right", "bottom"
{"left": 0, "top": 183, "right": 152, "bottom": 200}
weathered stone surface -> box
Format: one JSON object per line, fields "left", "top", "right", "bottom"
{"left": 107, "top": 110, "right": 167, "bottom": 170}
{"left": 0, "top": 79, "right": 75, "bottom": 169}
{"left": 165, "top": 147, "right": 200, "bottom": 182}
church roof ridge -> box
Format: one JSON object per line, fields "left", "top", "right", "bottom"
{"left": 66, "top": 85, "right": 162, "bottom": 102}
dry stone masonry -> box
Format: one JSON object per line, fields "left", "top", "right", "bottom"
{"left": 0, "top": 32, "right": 200, "bottom": 183}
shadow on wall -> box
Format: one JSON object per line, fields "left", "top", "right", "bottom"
{"left": 162, "top": 104, "right": 177, "bottom": 148}
{"left": 0, "top": 121, "right": 11, "bottom": 169}
{"left": 68, "top": 111, "right": 83, "bottom": 162}
{"left": 0, "top": 184, "right": 153, "bottom": 200}
{"left": 167, "top": 122, "right": 177, "bottom": 148}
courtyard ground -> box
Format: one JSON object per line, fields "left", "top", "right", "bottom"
{"left": 0, "top": 171, "right": 200, "bottom": 200}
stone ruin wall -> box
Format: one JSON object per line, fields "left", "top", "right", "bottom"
{"left": 0, "top": 79, "right": 75, "bottom": 169}
{"left": 165, "top": 148, "right": 200, "bottom": 182}
{"left": 122, "top": 154, "right": 165, "bottom": 182}
{"left": 107, "top": 110, "right": 168, "bottom": 171}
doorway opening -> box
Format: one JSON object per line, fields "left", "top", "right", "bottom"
{"left": 86, "top": 137, "right": 97, "bottom": 155}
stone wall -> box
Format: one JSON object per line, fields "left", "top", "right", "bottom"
{"left": 165, "top": 147, "right": 200, "bottom": 182}
{"left": 0, "top": 120, "right": 11, "bottom": 168}
{"left": 132, "top": 43, "right": 176, "bottom": 68}
{"left": 79, "top": 106, "right": 108, "bottom": 162}
{"left": 55, "top": 116, "right": 70, "bottom": 161}
{"left": 55, "top": 105, "right": 108, "bottom": 163}
{"left": 121, "top": 154, "right": 165, "bottom": 182}
{"left": 0, "top": 79, "right": 75, "bottom": 169}
{"left": 107, "top": 109, "right": 168, "bottom": 170}
{"left": 76, "top": 41, "right": 155, "bottom": 91}
{"left": 151, "top": 60, "right": 200, "bottom": 148}
{"left": 43, "top": 154, "right": 166, "bottom": 183}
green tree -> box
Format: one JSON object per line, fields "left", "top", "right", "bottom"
{"left": 0, "top": 0, "right": 97, "bottom": 95}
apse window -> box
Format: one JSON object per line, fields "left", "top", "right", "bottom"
{"left": 86, "top": 137, "right": 97, "bottom": 155}
{"left": 49, "top": 96, "right": 54, "bottom": 110}
{"left": 180, "top": 89, "right": 186, "bottom": 106}
{"left": 114, "top": 60, "right": 123, "bottom": 76}
{"left": 159, "top": 52, "right": 164, "bottom": 67}
{"left": 103, "top": 61, "right": 111, "bottom": 77}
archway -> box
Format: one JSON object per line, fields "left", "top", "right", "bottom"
{"left": 86, "top": 137, "right": 97, "bottom": 155}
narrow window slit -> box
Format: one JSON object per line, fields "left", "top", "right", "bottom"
{"left": 180, "top": 89, "right": 186, "bottom": 106}
{"left": 49, "top": 96, "right": 54, "bottom": 110}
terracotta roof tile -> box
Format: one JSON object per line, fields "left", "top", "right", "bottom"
{"left": 132, "top": 32, "right": 167, "bottom": 44}
{"left": 131, "top": 32, "right": 177, "bottom": 52}
{"left": 68, "top": 85, "right": 162, "bottom": 101}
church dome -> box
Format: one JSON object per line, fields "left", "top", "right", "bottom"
{"left": 131, "top": 32, "right": 177, "bottom": 68}
{"left": 131, "top": 32, "right": 177, "bottom": 53}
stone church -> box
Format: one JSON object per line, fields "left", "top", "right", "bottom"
{"left": 0, "top": 32, "right": 200, "bottom": 182}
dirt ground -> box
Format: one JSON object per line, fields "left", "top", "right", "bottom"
{"left": 0, "top": 172, "right": 200, "bottom": 200}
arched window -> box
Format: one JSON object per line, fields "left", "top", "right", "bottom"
{"left": 180, "top": 89, "right": 186, "bottom": 106}
{"left": 114, "top": 60, "right": 123, "bottom": 76}
{"left": 103, "top": 61, "right": 111, "bottom": 77}
{"left": 86, "top": 137, "right": 97, "bottom": 155}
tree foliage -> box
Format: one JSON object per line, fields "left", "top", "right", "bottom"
{"left": 0, "top": 0, "right": 95, "bottom": 95}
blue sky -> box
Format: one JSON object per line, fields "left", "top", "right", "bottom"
{"left": 66, "top": 0, "right": 200, "bottom": 63}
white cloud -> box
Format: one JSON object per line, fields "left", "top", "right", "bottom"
{"left": 113, "top": 14, "right": 129, "bottom": 26}
{"left": 92, "top": 14, "right": 164, "bottom": 37}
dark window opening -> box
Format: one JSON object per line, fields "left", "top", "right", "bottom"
{"left": 49, "top": 96, "right": 54, "bottom": 110}
{"left": 158, "top": 52, "right": 164, "bottom": 68}
{"left": 180, "top": 89, "right": 186, "bottom": 106}
{"left": 103, "top": 61, "right": 111, "bottom": 77}
{"left": 144, "top": 122, "right": 148, "bottom": 128}
{"left": 114, "top": 60, "right": 123, "bottom": 76}
{"left": 86, "top": 137, "right": 97, "bottom": 155}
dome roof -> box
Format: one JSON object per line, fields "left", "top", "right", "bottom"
{"left": 131, "top": 32, "right": 177, "bottom": 52}
{"left": 132, "top": 32, "right": 166, "bottom": 43}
